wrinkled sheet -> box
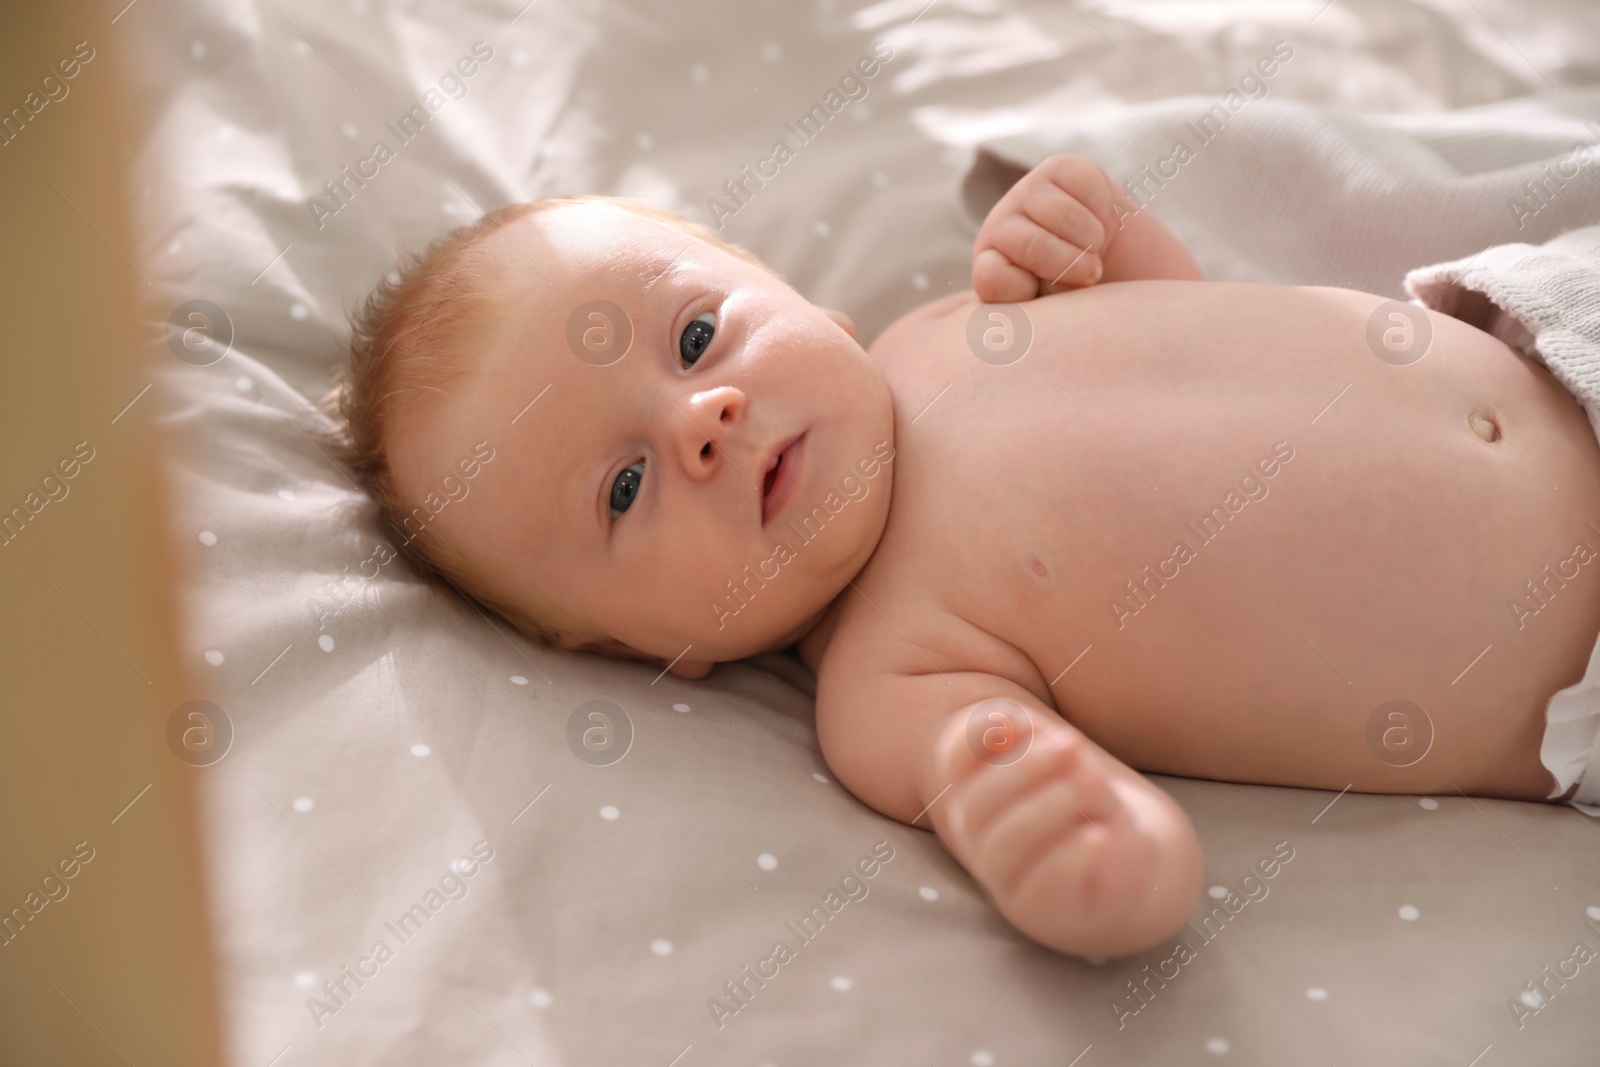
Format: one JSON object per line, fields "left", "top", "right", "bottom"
{"left": 127, "top": 0, "right": 1600, "bottom": 1063}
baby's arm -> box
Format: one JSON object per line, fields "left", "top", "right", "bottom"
{"left": 972, "top": 154, "right": 1203, "bottom": 302}
{"left": 817, "top": 670, "right": 1203, "bottom": 957}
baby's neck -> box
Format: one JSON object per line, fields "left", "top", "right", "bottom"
{"left": 779, "top": 425, "right": 901, "bottom": 674}
{"left": 793, "top": 594, "right": 851, "bottom": 674}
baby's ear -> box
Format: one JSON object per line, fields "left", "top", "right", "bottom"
{"left": 821, "top": 307, "right": 856, "bottom": 339}
{"left": 664, "top": 657, "right": 714, "bottom": 680}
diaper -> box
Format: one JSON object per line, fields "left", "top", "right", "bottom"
{"left": 1543, "top": 651, "right": 1600, "bottom": 815}
{"left": 1537, "top": 405, "right": 1600, "bottom": 816}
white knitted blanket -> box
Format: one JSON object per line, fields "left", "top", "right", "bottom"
{"left": 1406, "top": 225, "right": 1600, "bottom": 411}
{"left": 959, "top": 89, "right": 1600, "bottom": 302}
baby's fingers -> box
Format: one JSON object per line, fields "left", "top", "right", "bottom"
{"left": 959, "top": 731, "right": 1118, "bottom": 840}
{"left": 972, "top": 247, "right": 1038, "bottom": 304}
{"left": 984, "top": 214, "right": 1102, "bottom": 294}
{"left": 978, "top": 754, "right": 1125, "bottom": 895}
{"left": 1020, "top": 179, "right": 1107, "bottom": 266}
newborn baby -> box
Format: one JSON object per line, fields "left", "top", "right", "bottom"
{"left": 338, "top": 156, "right": 1600, "bottom": 957}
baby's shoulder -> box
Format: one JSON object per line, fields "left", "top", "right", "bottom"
{"left": 865, "top": 289, "right": 981, "bottom": 378}
{"left": 813, "top": 584, "right": 1042, "bottom": 711}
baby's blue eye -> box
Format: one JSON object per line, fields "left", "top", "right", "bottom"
{"left": 680, "top": 311, "right": 715, "bottom": 367}
{"left": 610, "top": 460, "right": 644, "bottom": 518}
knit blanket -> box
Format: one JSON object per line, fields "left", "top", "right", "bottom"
{"left": 959, "top": 88, "right": 1600, "bottom": 300}
{"left": 1407, "top": 225, "right": 1600, "bottom": 412}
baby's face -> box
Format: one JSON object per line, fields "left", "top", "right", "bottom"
{"left": 388, "top": 203, "right": 895, "bottom": 675}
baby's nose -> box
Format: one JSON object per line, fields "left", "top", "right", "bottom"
{"left": 675, "top": 385, "right": 747, "bottom": 477}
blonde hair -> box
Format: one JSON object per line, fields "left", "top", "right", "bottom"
{"left": 328, "top": 196, "right": 775, "bottom": 649}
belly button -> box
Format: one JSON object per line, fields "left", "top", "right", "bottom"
{"left": 1468, "top": 410, "right": 1502, "bottom": 443}
{"left": 1028, "top": 554, "right": 1049, "bottom": 579}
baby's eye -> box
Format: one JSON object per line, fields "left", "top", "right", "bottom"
{"left": 680, "top": 311, "right": 715, "bottom": 367}
{"left": 610, "top": 460, "right": 644, "bottom": 518}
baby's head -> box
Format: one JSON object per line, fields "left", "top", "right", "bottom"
{"left": 338, "top": 197, "right": 894, "bottom": 677}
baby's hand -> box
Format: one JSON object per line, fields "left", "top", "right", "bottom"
{"left": 971, "top": 154, "right": 1203, "bottom": 302}
{"left": 922, "top": 700, "right": 1201, "bottom": 957}
{"left": 971, "top": 154, "right": 1123, "bottom": 302}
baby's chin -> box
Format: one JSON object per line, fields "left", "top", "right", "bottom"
{"left": 682, "top": 629, "right": 798, "bottom": 666}
{"left": 710, "top": 589, "right": 847, "bottom": 661}
{"left": 619, "top": 608, "right": 819, "bottom": 668}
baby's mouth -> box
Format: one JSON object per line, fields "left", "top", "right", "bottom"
{"left": 761, "top": 432, "right": 806, "bottom": 526}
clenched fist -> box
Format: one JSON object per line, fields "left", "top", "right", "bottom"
{"left": 971, "top": 154, "right": 1203, "bottom": 303}
{"left": 920, "top": 698, "right": 1203, "bottom": 957}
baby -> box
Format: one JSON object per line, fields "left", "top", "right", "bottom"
{"left": 337, "top": 156, "right": 1600, "bottom": 957}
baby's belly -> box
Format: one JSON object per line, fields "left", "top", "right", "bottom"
{"left": 873, "top": 282, "right": 1600, "bottom": 798}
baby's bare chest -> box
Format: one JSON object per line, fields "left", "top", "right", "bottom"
{"left": 832, "top": 282, "right": 1600, "bottom": 790}
{"left": 858, "top": 284, "right": 1383, "bottom": 660}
